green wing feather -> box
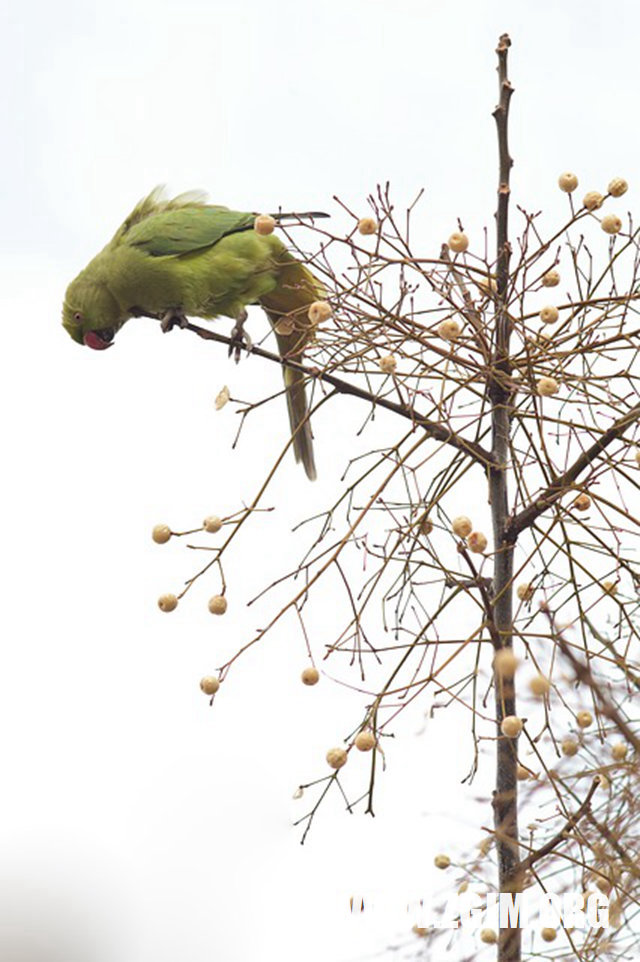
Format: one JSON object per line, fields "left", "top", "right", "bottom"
{"left": 123, "top": 205, "right": 256, "bottom": 257}
{"left": 103, "top": 187, "right": 320, "bottom": 478}
{"left": 111, "top": 186, "right": 206, "bottom": 241}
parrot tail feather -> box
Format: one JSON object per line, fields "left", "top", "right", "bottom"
{"left": 283, "top": 366, "right": 317, "bottom": 481}
{"left": 271, "top": 211, "right": 329, "bottom": 223}
{"left": 261, "top": 254, "right": 323, "bottom": 480}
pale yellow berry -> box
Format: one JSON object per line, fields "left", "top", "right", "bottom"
{"left": 602, "top": 580, "right": 618, "bottom": 595}
{"left": 537, "top": 376, "right": 559, "bottom": 397}
{"left": 448, "top": 232, "right": 469, "bottom": 253}
{"left": 609, "top": 899, "right": 622, "bottom": 927}
{"left": 594, "top": 875, "right": 612, "bottom": 894}
{"left": 419, "top": 517, "right": 433, "bottom": 536}
{"left": 200, "top": 676, "right": 220, "bottom": 695}
{"left": 494, "top": 649, "right": 518, "bottom": 677}
{"left": 158, "top": 593, "right": 178, "bottom": 612}
{"left": 542, "top": 269, "right": 560, "bottom": 287}
{"left": 517, "top": 765, "right": 531, "bottom": 781}
{"left": 583, "top": 191, "right": 604, "bottom": 211}
{"left": 152, "top": 524, "right": 172, "bottom": 545}
{"left": 208, "top": 595, "right": 228, "bottom": 615}
{"left": 301, "top": 667, "right": 320, "bottom": 686}
{"left": 477, "top": 838, "right": 492, "bottom": 856}
{"left": 452, "top": 516, "right": 472, "bottom": 538}
{"left": 597, "top": 773, "right": 610, "bottom": 789}
{"left": 529, "top": 674, "right": 551, "bottom": 697}
{"left": 601, "top": 214, "right": 622, "bottom": 235}
{"left": 541, "top": 927, "right": 557, "bottom": 943}
{"left": 635, "top": 448, "right": 640, "bottom": 466}
{"left": 573, "top": 493, "right": 591, "bottom": 512}
{"left": 576, "top": 710, "right": 593, "bottom": 728}
{"left": 608, "top": 177, "right": 628, "bottom": 197}
{"left": 326, "top": 747, "right": 348, "bottom": 770}
{"left": 458, "top": 881, "right": 469, "bottom": 894}
{"left": 477, "top": 276, "right": 498, "bottom": 294}
{"left": 434, "top": 854, "right": 451, "bottom": 869}
{"left": 517, "top": 582, "right": 534, "bottom": 602}
{"left": 292, "top": 786, "right": 304, "bottom": 799}
{"left": 561, "top": 738, "right": 579, "bottom": 756}
{"left": 437, "top": 319, "right": 462, "bottom": 341}
{"left": 611, "top": 742, "right": 628, "bottom": 761}
{"left": 467, "top": 531, "right": 488, "bottom": 554}
{"left": 378, "top": 355, "right": 397, "bottom": 374}
{"left": 308, "top": 300, "right": 332, "bottom": 325}
{"left": 274, "top": 317, "right": 295, "bottom": 336}
{"left": 203, "top": 515, "right": 223, "bottom": 533}
{"left": 355, "top": 730, "right": 376, "bottom": 752}
{"left": 558, "top": 172, "right": 578, "bottom": 193}
{"left": 254, "top": 213, "right": 276, "bottom": 235}
{"left": 214, "top": 385, "right": 230, "bottom": 410}
{"left": 540, "top": 305, "right": 560, "bottom": 325}
{"left": 358, "top": 217, "right": 378, "bottom": 235}
{"left": 480, "top": 928, "right": 498, "bottom": 945}
{"left": 501, "top": 715, "right": 523, "bottom": 738}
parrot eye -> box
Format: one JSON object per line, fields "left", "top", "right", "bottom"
{"left": 73, "top": 311, "right": 83, "bottom": 324}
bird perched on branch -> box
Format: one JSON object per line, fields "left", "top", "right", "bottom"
{"left": 62, "top": 187, "right": 328, "bottom": 479}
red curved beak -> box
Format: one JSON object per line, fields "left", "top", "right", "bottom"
{"left": 83, "top": 331, "right": 114, "bottom": 350}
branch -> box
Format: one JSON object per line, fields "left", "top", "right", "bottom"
{"left": 439, "top": 243, "right": 491, "bottom": 362}
{"left": 505, "top": 400, "right": 640, "bottom": 543}
{"left": 488, "top": 36, "right": 520, "bottom": 962}
{"left": 491, "top": 31, "right": 515, "bottom": 377}
{"left": 171, "top": 318, "right": 496, "bottom": 468}
{"left": 518, "top": 777, "right": 600, "bottom": 875}
{"left": 543, "top": 608, "right": 640, "bottom": 755}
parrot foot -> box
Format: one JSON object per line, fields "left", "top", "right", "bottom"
{"left": 228, "top": 310, "right": 252, "bottom": 363}
{"left": 161, "top": 309, "right": 189, "bottom": 333}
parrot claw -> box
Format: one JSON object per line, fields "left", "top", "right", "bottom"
{"left": 161, "top": 309, "right": 188, "bottom": 333}
{"left": 228, "top": 310, "right": 252, "bottom": 363}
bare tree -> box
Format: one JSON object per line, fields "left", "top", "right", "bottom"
{"left": 150, "top": 35, "right": 640, "bottom": 962}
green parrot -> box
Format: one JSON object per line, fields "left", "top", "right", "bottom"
{"left": 62, "top": 188, "right": 327, "bottom": 479}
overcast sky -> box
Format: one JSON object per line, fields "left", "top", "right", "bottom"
{"left": 2, "top": 1, "right": 639, "bottom": 959}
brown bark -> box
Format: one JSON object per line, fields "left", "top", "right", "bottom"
{"left": 489, "top": 33, "right": 521, "bottom": 962}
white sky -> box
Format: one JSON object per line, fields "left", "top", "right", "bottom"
{"left": 2, "top": 0, "right": 640, "bottom": 959}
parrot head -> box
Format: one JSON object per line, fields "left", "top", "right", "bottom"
{"left": 62, "top": 275, "right": 127, "bottom": 351}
